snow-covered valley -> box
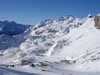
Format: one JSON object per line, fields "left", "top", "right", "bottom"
{"left": 0, "top": 14, "right": 100, "bottom": 75}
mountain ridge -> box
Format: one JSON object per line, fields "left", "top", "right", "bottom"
{"left": 0, "top": 14, "right": 100, "bottom": 75}
{"left": 0, "top": 20, "right": 30, "bottom": 35}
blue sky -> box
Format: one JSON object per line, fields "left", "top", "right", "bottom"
{"left": 0, "top": 0, "right": 100, "bottom": 25}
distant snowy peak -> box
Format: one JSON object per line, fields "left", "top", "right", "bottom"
{"left": 43, "top": 19, "right": 53, "bottom": 24}
{"left": 54, "top": 15, "right": 75, "bottom": 22}
{"left": 0, "top": 20, "right": 30, "bottom": 35}
{"left": 34, "top": 15, "right": 81, "bottom": 30}
{"left": 36, "top": 15, "right": 76, "bottom": 26}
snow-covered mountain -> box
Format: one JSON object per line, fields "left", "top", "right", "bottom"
{"left": 0, "top": 20, "right": 30, "bottom": 35}
{"left": 0, "top": 14, "right": 100, "bottom": 75}
{"left": 0, "top": 21, "right": 30, "bottom": 50}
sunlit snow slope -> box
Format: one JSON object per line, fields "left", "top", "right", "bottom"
{"left": 0, "top": 14, "right": 100, "bottom": 75}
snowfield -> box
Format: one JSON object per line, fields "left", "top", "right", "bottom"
{"left": 0, "top": 14, "right": 100, "bottom": 75}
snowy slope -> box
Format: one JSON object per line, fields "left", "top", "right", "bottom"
{"left": 19, "top": 15, "right": 82, "bottom": 56}
{"left": 44, "top": 17, "right": 100, "bottom": 71}
{"left": 0, "top": 20, "right": 30, "bottom": 51}
{"left": 0, "top": 14, "right": 100, "bottom": 75}
{"left": 0, "top": 15, "right": 82, "bottom": 65}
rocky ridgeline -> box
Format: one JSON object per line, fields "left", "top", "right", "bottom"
{"left": 94, "top": 14, "right": 100, "bottom": 29}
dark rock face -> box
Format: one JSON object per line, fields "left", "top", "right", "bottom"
{"left": 94, "top": 15, "right": 100, "bottom": 29}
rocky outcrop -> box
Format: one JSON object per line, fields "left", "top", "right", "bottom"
{"left": 94, "top": 15, "right": 100, "bottom": 29}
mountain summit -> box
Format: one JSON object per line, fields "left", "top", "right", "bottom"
{"left": 0, "top": 14, "right": 100, "bottom": 75}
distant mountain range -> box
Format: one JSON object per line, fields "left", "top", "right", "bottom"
{"left": 0, "top": 20, "right": 30, "bottom": 35}
{"left": 0, "top": 14, "right": 100, "bottom": 75}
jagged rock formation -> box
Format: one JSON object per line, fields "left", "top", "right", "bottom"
{"left": 94, "top": 14, "right": 100, "bottom": 29}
